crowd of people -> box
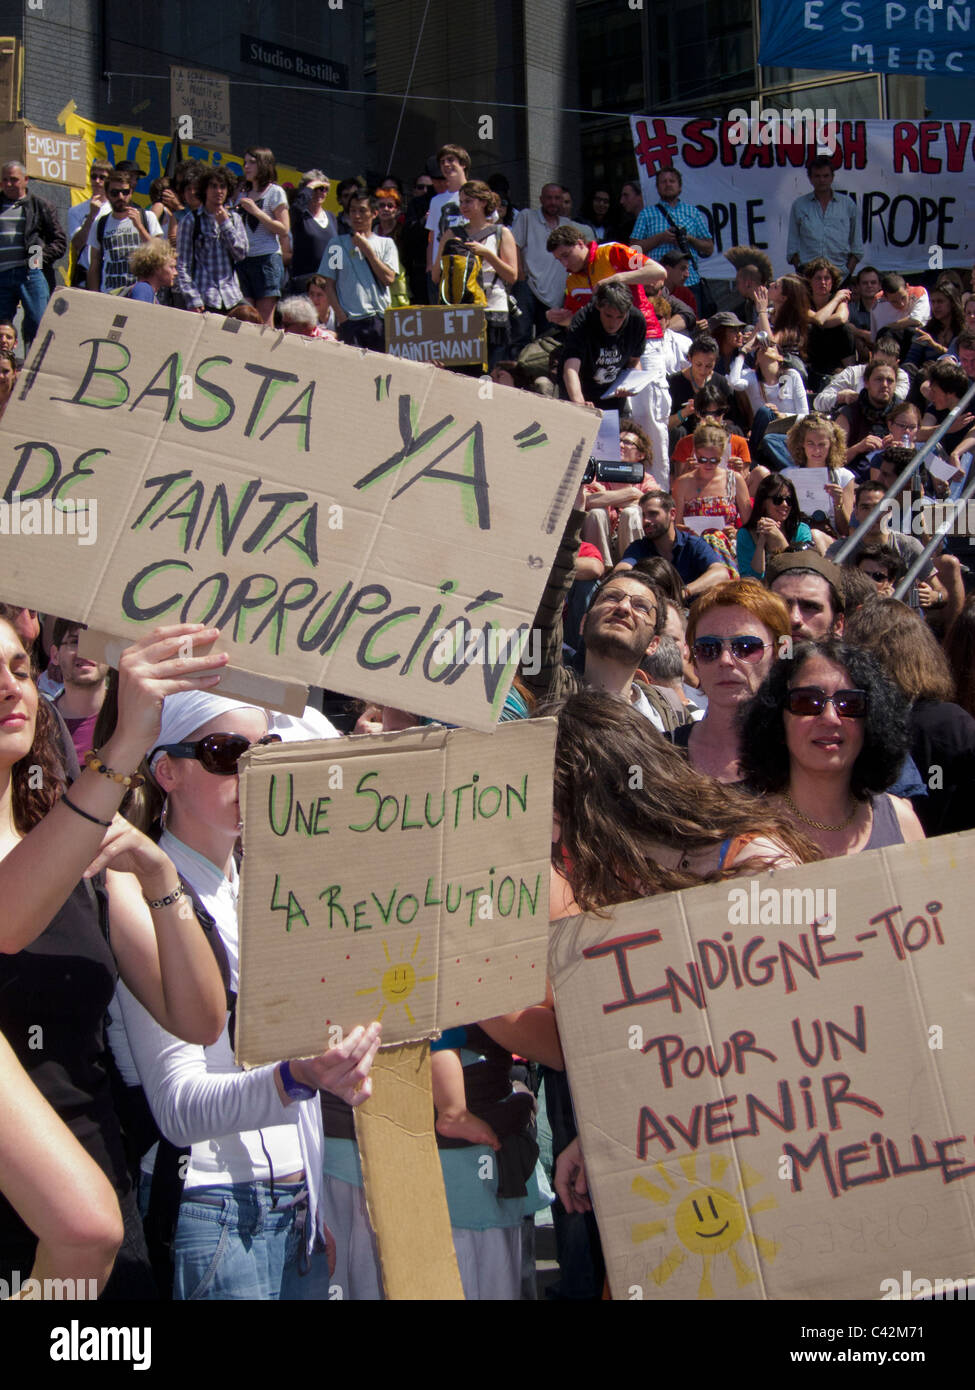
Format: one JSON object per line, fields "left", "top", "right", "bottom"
{"left": 1, "top": 136, "right": 974, "bottom": 1303}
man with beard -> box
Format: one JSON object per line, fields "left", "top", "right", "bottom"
{"left": 520, "top": 488, "right": 680, "bottom": 731}
{"left": 618, "top": 490, "right": 728, "bottom": 596}
{"left": 48, "top": 619, "right": 110, "bottom": 766}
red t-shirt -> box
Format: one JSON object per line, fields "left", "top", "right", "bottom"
{"left": 564, "top": 242, "right": 662, "bottom": 339}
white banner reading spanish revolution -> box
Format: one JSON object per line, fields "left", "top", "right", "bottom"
{"left": 630, "top": 115, "right": 975, "bottom": 277}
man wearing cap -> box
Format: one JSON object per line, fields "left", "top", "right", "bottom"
{"left": 709, "top": 311, "right": 747, "bottom": 379}
{"left": 288, "top": 171, "right": 337, "bottom": 286}
{"left": 766, "top": 552, "right": 846, "bottom": 641}
{"left": 632, "top": 168, "right": 713, "bottom": 312}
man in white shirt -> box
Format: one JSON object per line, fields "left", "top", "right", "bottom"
{"left": 87, "top": 172, "right": 161, "bottom": 294}
{"left": 870, "top": 274, "right": 931, "bottom": 339}
{"left": 510, "top": 183, "right": 592, "bottom": 352}
{"left": 424, "top": 143, "right": 470, "bottom": 290}
{"left": 67, "top": 159, "right": 112, "bottom": 285}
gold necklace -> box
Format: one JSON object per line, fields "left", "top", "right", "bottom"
{"left": 784, "top": 791, "right": 858, "bottom": 832}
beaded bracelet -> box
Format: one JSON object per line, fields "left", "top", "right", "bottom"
{"left": 84, "top": 749, "right": 145, "bottom": 789}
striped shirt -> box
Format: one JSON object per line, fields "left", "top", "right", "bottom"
{"left": 0, "top": 200, "right": 27, "bottom": 271}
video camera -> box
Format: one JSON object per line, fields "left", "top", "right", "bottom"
{"left": 582, "top": 459, "right": 646, "bottom": 485}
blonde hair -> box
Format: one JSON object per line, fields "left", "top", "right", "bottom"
{"left": 787, "top": 412, "right": 846, "bottom": 470}
{"left": 129, "top": 237, "right": 176, "bottom": 278}
{"left": 692, "top": 421, "right": 729, "bottom": 454}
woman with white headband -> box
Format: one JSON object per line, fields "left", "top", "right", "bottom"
{"left": 112, "top": 688, "right": 381, "bottom": 1300}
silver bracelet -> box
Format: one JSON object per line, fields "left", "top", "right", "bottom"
{"left": 144, "top": 880, "right": 185, "bottom": 910}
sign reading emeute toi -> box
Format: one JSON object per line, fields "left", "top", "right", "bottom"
{"left": 550, "top": 833, "right": 975, "bottom": 1301}
{"left": 235, "top": 719, "right": 556, "bottom": 1061}
{"left": 0, "top": 291, "right": 595, "bottom": 729}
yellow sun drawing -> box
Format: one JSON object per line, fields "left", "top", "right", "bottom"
{"left": 354, "top": 935, "right": 436, "bottom": 1026}
{"left": 630, "top": 1152, "right": 779, "bottom": 1298}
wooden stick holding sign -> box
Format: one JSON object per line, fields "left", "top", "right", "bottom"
{"left": 235, "top": 719, "right": 556, "bottom": 1299}
{"left": 354, "top": 1042, "right": 464, "bottom": 1300}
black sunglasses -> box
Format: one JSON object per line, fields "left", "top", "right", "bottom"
{"left": 693, "top": 635, "right": 769, "bottom": 663}
{"left": 150, "top": 732, "right": 281, "bottom": 775}
{"left": 785, "top": 687, "right": 868, "bottom": 719}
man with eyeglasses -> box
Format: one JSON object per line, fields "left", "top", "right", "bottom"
{"left": 68, "top": 160, "right": 113, "bottom": 285}
{"left": 47, "top": 619, "right": 110, "bottom": 768}
{"left": 618, "top": 491, "right": 728, "bottom": 597}
{"left": 87, "top": 173, "right": 161, "bottom": 295}
{"left": 0, "top": 161, "right": 66, "bottom": 346}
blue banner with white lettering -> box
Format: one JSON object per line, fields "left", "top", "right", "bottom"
{"left": 758, "top": 1, "right": 975, "bottom": 78}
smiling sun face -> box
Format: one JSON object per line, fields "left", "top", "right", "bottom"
{"left": 355, "top": 936, "right": 436, "bottom": 1027}
{"left": 382, "top": 963, "right": 416, "bottom": 1003}
{"left": 630, "top": 1152, "right": 779, "bottom": 1298}
{"left": 674, "top": 1186, "right": 746, "bottom": 1256}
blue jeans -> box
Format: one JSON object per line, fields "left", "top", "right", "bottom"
{"left": 0, "top": 265, "right": 50, "bottom": 346}
{"left": 173, "top": 1181, "right": 333, "bottom": 1301}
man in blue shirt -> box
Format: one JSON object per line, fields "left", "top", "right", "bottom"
{"left": 787, "top": 156, "right": 862, "bottom": 276}
{"left": 619, "top": 490, "right": 728, "bottom": 596}
{"left": 632, "top": 169, "right": 713, "bottom": 309}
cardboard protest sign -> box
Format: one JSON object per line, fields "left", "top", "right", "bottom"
{"left": 385, "top": 306, "right": 486, "bottom": 368}
{"left": 235, "top": 718, "right": 555, "bottom": 1063}
{"left": 24, "top": 127, "right": 87, "bottom": 187}
{"left": 550, "top": 832, "right": 975, "bottom": 1300}
{"left": 170, "top": 66, "right": 232, "bottom": 148}
{"left": 0, "top": 290, "right": 595, "bottom": 729}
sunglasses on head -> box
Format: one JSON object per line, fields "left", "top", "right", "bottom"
{"left": 693, "top": 635, "right": 768, "bottom": 663}
{"left": 785, "top": 687, "right": 868, "bottom": 718}
{"left": 150, "top": 731, "right": 282, "bottom": 775}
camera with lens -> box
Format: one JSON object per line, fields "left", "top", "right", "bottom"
{"left": 582, "top": 459, "right": 646, "bottom": 485}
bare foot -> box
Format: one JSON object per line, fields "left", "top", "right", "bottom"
{"left": 435, "top": 1107, "right": 501, "bottom": 1151}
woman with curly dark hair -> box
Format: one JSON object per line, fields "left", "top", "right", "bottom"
{"left": 738, "top": 637, "right": 924, "bottom": 857}
{"left": 0, "top": 617, "right": 230, "bottom": 1296}
{"left": 550, "top": 688, "right": 817, "bottom": 916}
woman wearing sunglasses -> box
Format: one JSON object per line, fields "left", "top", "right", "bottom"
{"left": 739, "top": 639, "right": 924, "bottom": 858}
{"left": 112, "top": 690, "right": 381, "bottom": 1300}
{"left": 669, "top": 579, "right": 790, "bottom": 783}
{"left": 0, "top": 619, "right": 229, "bottom": 1297}
{"left": 737, "top": 473, "right": 818, "bottom": 579}
{"left": 672, "top": 421, "right": 750, "bottom": 573}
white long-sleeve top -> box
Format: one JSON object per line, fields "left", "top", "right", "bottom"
{"left": 114, "top": 829, "right": 325, "bottom": 1251}
{"left": 740, "top": 366, "right": 809, "bottom": 418}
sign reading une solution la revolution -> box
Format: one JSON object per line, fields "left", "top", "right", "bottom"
{"left": 631, "top": 115, "right": 975, "bottom": 274}
{"left": 240, "top": 33, "right": 348, "bottom": 89}
{"left": 0, "top": 291, "right": 593, "bottom": 729}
